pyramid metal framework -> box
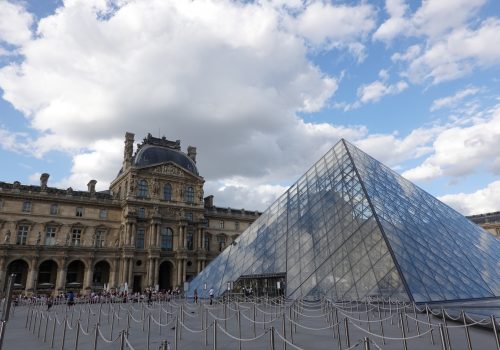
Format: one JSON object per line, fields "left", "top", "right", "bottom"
{"left": 188, "top": 140, "right": 500, "bottom": 302}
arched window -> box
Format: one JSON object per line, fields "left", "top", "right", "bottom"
{"left": 161, "top": 227, "right": 173, "bottom": 250}
{"left": 137, "top": 180, "right": 148, "bottom": 197}
{"left": 163, "top": 184, "right": 172, "bottom": 201}
{"left": 186, "top": 186, "right": 194, "bottom": 204}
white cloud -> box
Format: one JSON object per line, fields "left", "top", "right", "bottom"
{"left": 439, "top": 181, "right": 500, "bottom": 215}
{"left": 0, "top": 0, "right": 33, "bottom": 47}
{"left": 290, "top": 2, "right": 376, "bottom": 47}
{"left": 406, "top": 18, "right": 500, "bottom": 84}
{"left": 403, "top": 105, "right": 500, "bottom": 181}
{"left": 391, "top": 45, "right": 421, "bottom": 62}
{"left": 430, "top": 87, "right": 480, "bottom": 112}
{"left": 372, "top": 0, "right": 409, "bottom": 42}
{"left": 357, "top": 80, "right": 408, "bottom": 104}
{"left": 0, "top": 0, "right": 373, "bottom": 206}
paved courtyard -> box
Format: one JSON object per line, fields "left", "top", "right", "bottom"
{"left": 2, "top": 298, "right": 500, "bottom": 349}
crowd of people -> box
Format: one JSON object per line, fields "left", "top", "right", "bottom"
{"left": 8, "top": 288, "right": 185, "bottom": 309}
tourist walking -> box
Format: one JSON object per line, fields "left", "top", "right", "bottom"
{"left": 209, "top": 287, "right": 214, "bottom": 305}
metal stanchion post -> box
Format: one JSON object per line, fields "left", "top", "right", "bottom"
{"left": 380, "top": 317, "right": 386, "bottom": 345}
{"left": 93, "top": 324, "right": 99, "bottom": 350}
{"left": 461, "top": 310, "right": 472, "bottom": 350}
{"left": 213, "top": 320, "right": 217, "bottom": 350}
{"left": 44, "top": 314, "right": 49, "bottom": 343}
{"left": 270, "top": 326, "right": 275, "bottom": 350}
{"left": 110, "top": 310, "right": 115, "bottom": 339}
{"left": 491, "top": 315, "right": 500, "bottom": 350}
{"left": 441, "top": 309, "right": 452, "bottom": 350}
{"left": 399, "top": 312, "right": 408, "bottom": 350}
{"left": 413, "top": 303, "right": 420, "bottom": 335}
{"left": 120, "top": 331, "right": 125, "bottom": 350}
{"left": 51, "top": 315, "right": 57, "bottom": 349}
{"left": 439, "top": 323, "right": 447, "bottom": 350}
{"left": 147, "top": 314, "right": 151, "bottom": 350}
{"left": 364, "top": 337, "right": 370, "bottom": 350}
{"left": 238, "top": 309, "right": 242, "bottom": 350}
{"left": 367, "top": 306, "right": 371, "bottom": 332}
{"left": 344, "top": 318, "right": 350, "bottom": 348}
{"left": 253, "top": 304, "right": 256, "bottom": 337}
{"left": 60, "top": 319, "right": 67, "bottom": 350}
{"left": 426, "top": 305, "right": 435, "bottom": 345}
{"left": 75, "top": 320, "right": 80, "bottom": 350}
{"left": 282, "top": 313, "right": 286, "bottom": 350}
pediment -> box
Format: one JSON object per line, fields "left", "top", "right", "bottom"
{"left": 143, "top": 162, "right": 201, "bottom": 180}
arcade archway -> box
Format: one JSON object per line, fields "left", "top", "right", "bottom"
{"left": 158, "top": 261, "right": 173, "bottom": 291}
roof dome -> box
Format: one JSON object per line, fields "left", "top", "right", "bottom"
{"left": 133, "top": 145, "right": 198, "bottom": 175}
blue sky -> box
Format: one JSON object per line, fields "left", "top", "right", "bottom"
{"left": 0, "top": 0, "right": 500, "bottom": 214}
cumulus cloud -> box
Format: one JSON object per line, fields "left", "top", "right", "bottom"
{"left": 357, "top": 79, "right": 408, "bottom": 104}
{"left": 376, "top": 0, "right": 499, "bottom": 84}
{"left": 439, "top": 181, "right": 500, "bottom": 215}
{"left": 430, "top": 87, "right": 480, "bottom": 112}
{"left": 0, "top": 0, "right": 33, "bottom": 47}
{"left": 406, "top": 18, "right": 500, "bottom": 84}
{"left": 0, "top": 0, "right": 378, "bottom": 209}
{"left": 402, "top": 105, "right": 500, "bottom": 181}
{"left": 289, "top": 2, "right": 376, "bottom": 60}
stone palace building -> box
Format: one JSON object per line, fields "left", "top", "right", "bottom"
{"left": 0, "top": 133, "right": 260, "bottom": 295}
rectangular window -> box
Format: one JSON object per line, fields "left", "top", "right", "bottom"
{"left": 0, "top": 199, "right": 3, "bottom": 210}
{"left": 185, "top": 212, "right": 193, "bottom": 222}
{"left": 235, "top": 221, "right": 240, "bottom": 231}
{"left": 219, "top": 220, "right": 224, "bottom": 229}
{"left": 496, "top": 228, "right": 500, "bottom": 236}
{"left": 75, "top": 207, "right": 84, "bottom": 217}
{"left": 71, "top": 228, "right": 82, "bottom": 246}
{"left": 50, "top": 204, "right": 59, "bottom": 215}
{"left": 95, "top": 230, "right": 106, "bottom": 247}
{"left": 187, "top": 227, "right": 194, "bottom": 250}
{"left": 136, "top": 228, "right": 145, "bottom": 249}
{"left": 45, "top": 226, "right": 57, "bottom": 246}
{"left": 138, "top": 207, "right": 145, "bottom": 218}
{"left": 16, "top": 225, "right": 29, "bottom": 245}
{"left": 99, "top": 209, "right": 108, "bottom": 219}
{"left": 204, "top": 234, "right": 210, "bottom": 251}
{"left": 217, "top": 235, "right": 226, "bottom": 251}
{"left": 22, "top": 201, "right": 31, "bottom": 213}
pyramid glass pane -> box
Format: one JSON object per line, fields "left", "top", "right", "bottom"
{"left": 188, "top": 140, "right": 500, "bottom": 302}
{"left": 345, "top": 140, "right": 500, "bottom": 302}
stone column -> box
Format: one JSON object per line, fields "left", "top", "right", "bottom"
{"left": 0, "top": 256, "right": 6, "bottom": 292}
{"left": 83, "top": 261, "right": 94, "bottom": 291}
{"left": 156, "top": 225, "right": 161, "bottom": 247}
{"left": 109, "top": 258, "right": 118, "bottom": 288}
{"left": 127, "top": 258, "right": 133, "bottom": 287}
{"left": 55, "top": 257, "right": 68, "bottom": 292}
{"left": 26, "top": 256, "right": 39, "bottom": 292}
{"left": 176, "top": 260, "right": 182, "bottom": 287}
{"left": 182, "top": 259, "right": 187, "bottom": 283}
{"left": 153, "top": 259, "right": 159, "bottom": 286}
{"left": 147, "top": 258, "right": 153, "bottom": 286}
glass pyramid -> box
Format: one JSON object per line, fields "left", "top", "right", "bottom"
{"left": 189, "top": 140, "right": 500, "bottom": 302}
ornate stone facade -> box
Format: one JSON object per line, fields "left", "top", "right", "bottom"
{"left": 0, "top": 133, "right": 260, "bottom": 295}
{"left": 468, "top": 211, "right": 500, "bottom": 238}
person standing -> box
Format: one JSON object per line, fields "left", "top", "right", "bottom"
{"left": 194, "top": 288, "right": 198, "bottom": 304}
{"left": 208, "top": 287, "right": 214, "bottom": 305}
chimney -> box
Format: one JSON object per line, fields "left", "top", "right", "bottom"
{"left": 204, "top": 195, "right": 213, "bottom": 208}
{"left": 87, "top": 180, "right": 97, "bottom": 194}
{"left": 187, "top": 146, "right": 197, "bottom": 163}
{"left": 40, "top": 173, "right": 49, "bottom": 189}
{"left": 124, "top": 132, "right": 135, "bottom": 169}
